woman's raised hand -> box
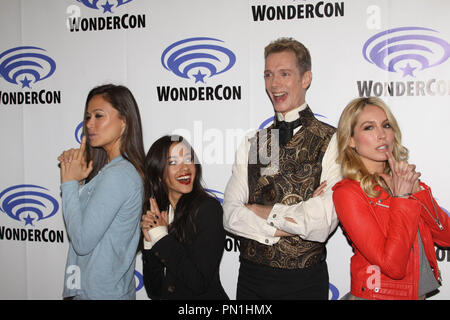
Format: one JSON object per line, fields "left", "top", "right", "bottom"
{"left": 141, "top": 197, "right": 168, "bottom": 242}
{"left": 379, "top": 149, "right": 421, "bottom": 197}
{"left": 59, "top": 136, "right": 93, "bottom": 183}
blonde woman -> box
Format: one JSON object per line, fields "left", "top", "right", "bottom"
{"left": 332, "top": 96, "right": 450, "bottom": 300}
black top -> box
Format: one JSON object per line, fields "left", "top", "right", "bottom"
{"left": 142, "top": 196, "right": 229, "bottom": 300}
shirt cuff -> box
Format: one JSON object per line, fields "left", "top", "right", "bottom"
{"left": 252, "top": 208, "right": 282, "bottom": 245}
{"left": 260, "top": 223, "right": 280, "bottom": 245}
{"left": 143, "top": 226, "right": 169, "bottom": 250}
{"left": 151, "top": 225, "right": 168, "bottom": 242}
{"left": 61, "top": 180, "right": 79, "bottom": 191}
{"left": 266, "top": 203, "right": 290, "bottom": 229}
{"left": 143, "top": 239, "right": 153, "bottom": 250}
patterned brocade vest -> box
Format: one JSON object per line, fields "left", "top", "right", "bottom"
{"left": 240, "top": 106, "right": 336, "bottom": 269}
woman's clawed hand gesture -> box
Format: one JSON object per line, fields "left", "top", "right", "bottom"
{"left": 58, "top": 136, "right": 93, "bottom": 183}
{"left": 141, "top": 197, "right": 169, "bottom": 242}
{"left": 379, "top": 150, "right": 421, "bottom": 198}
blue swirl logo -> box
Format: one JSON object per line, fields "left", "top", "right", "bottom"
{"left": 161, "top": 37, "right": 236, "bottom": 83}
{"left": 0, "top": 46, "right": 56, "bottom": 89}
{"left": 76, "top": 0, "right": 133, "bottom": 13}
{"left": 329, "top": 282, "right": 340, "bottom": 300}
{"left": 363, "top": 26, "right": 450, "bottom": 77}
{"left": 75, "top": 121, "right": 84, "bottom": 144}
{"left": 134, "top": 270, "right": 144, "bottom": 292}
{"left": 0, "top": 185, "right": 59, "bottom": 226}
{"left": 205, "top": 189, "right": 224, "bottom": 204}
{"left": 258, "top": 113, "right": 328, "bottom": 129}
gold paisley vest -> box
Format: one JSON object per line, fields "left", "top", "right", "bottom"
{"left": 240, "top": 106, "right": 336, "bottom": 269}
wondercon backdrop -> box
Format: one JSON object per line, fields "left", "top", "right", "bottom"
{"left": 0, "top": 0, "right": 449, "bottom": 300}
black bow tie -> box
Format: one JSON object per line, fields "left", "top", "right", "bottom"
{"left": 275, "top": 117, "right": 301, "bottom": 146}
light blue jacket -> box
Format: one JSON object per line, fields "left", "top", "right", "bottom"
{"left": 61, "top": 155, "right": 143, "bottom": 299}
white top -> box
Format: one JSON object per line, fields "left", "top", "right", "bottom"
{"left": 223, "top": 103, "right": 341, "bottom": 245}
{"left": 143, "top": 205, "right": 174, "bottom": 250}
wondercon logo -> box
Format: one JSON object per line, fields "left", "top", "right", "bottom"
{"left": 0, "top": 184, "right": 59, "bottom": 226}
{"left": 161, "top": 37, "right": 236, "bottom": 83}
{"left": 134, "top": 270, "right": 144, "bottom": 292}
{"left": 329, "top": 282, "right": 340, "bottom": 300}
{"left": 205, "top": 189, "right": 224, "bottom": 204}
{"left": 76, "top": 0, "right": 133, "bottom": 13}
{"left": 0, "top": 46, "right": 56, "bottom": 89}
{"left": 75, "top": 121, "right": 84, "bottom": 144}
{"left": 363, "top": 26, "right": 450, "bottom": 78}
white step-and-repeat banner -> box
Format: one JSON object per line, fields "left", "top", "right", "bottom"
{"left": 0, "top": 0, "right": 449, "bottom": 300}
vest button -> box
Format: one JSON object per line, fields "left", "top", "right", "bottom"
{"left": 168, "top": 285, "right": 175, "bottom": 293}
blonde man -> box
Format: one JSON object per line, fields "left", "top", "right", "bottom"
{"left": 223, "top": 38, "right": 340, "bottom": 299}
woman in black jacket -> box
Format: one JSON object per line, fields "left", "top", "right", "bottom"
{"left": 141, "top": 135, "right": 229, "bottom": 300}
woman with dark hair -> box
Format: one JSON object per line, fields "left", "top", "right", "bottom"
{"left": 141, "top": 135, "right": 228, "bottom": 300}
{"left": 58, "top": 84, "right": 146, "bottom": 299}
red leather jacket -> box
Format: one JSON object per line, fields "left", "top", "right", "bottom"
{"left": 333, "top": 179, "right": 450, "bottom": 300}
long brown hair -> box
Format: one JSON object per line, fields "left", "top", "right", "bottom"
{"left": 82, "top": 84, "right": 146, "bottom": 183}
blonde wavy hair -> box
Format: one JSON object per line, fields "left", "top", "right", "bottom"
{"left": 336, "top": 97, "right": 409, "bottom": 197}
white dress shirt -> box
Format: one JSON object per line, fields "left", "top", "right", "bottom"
{"left": 223, "top": 103, "right": 341, "bottom": 245}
